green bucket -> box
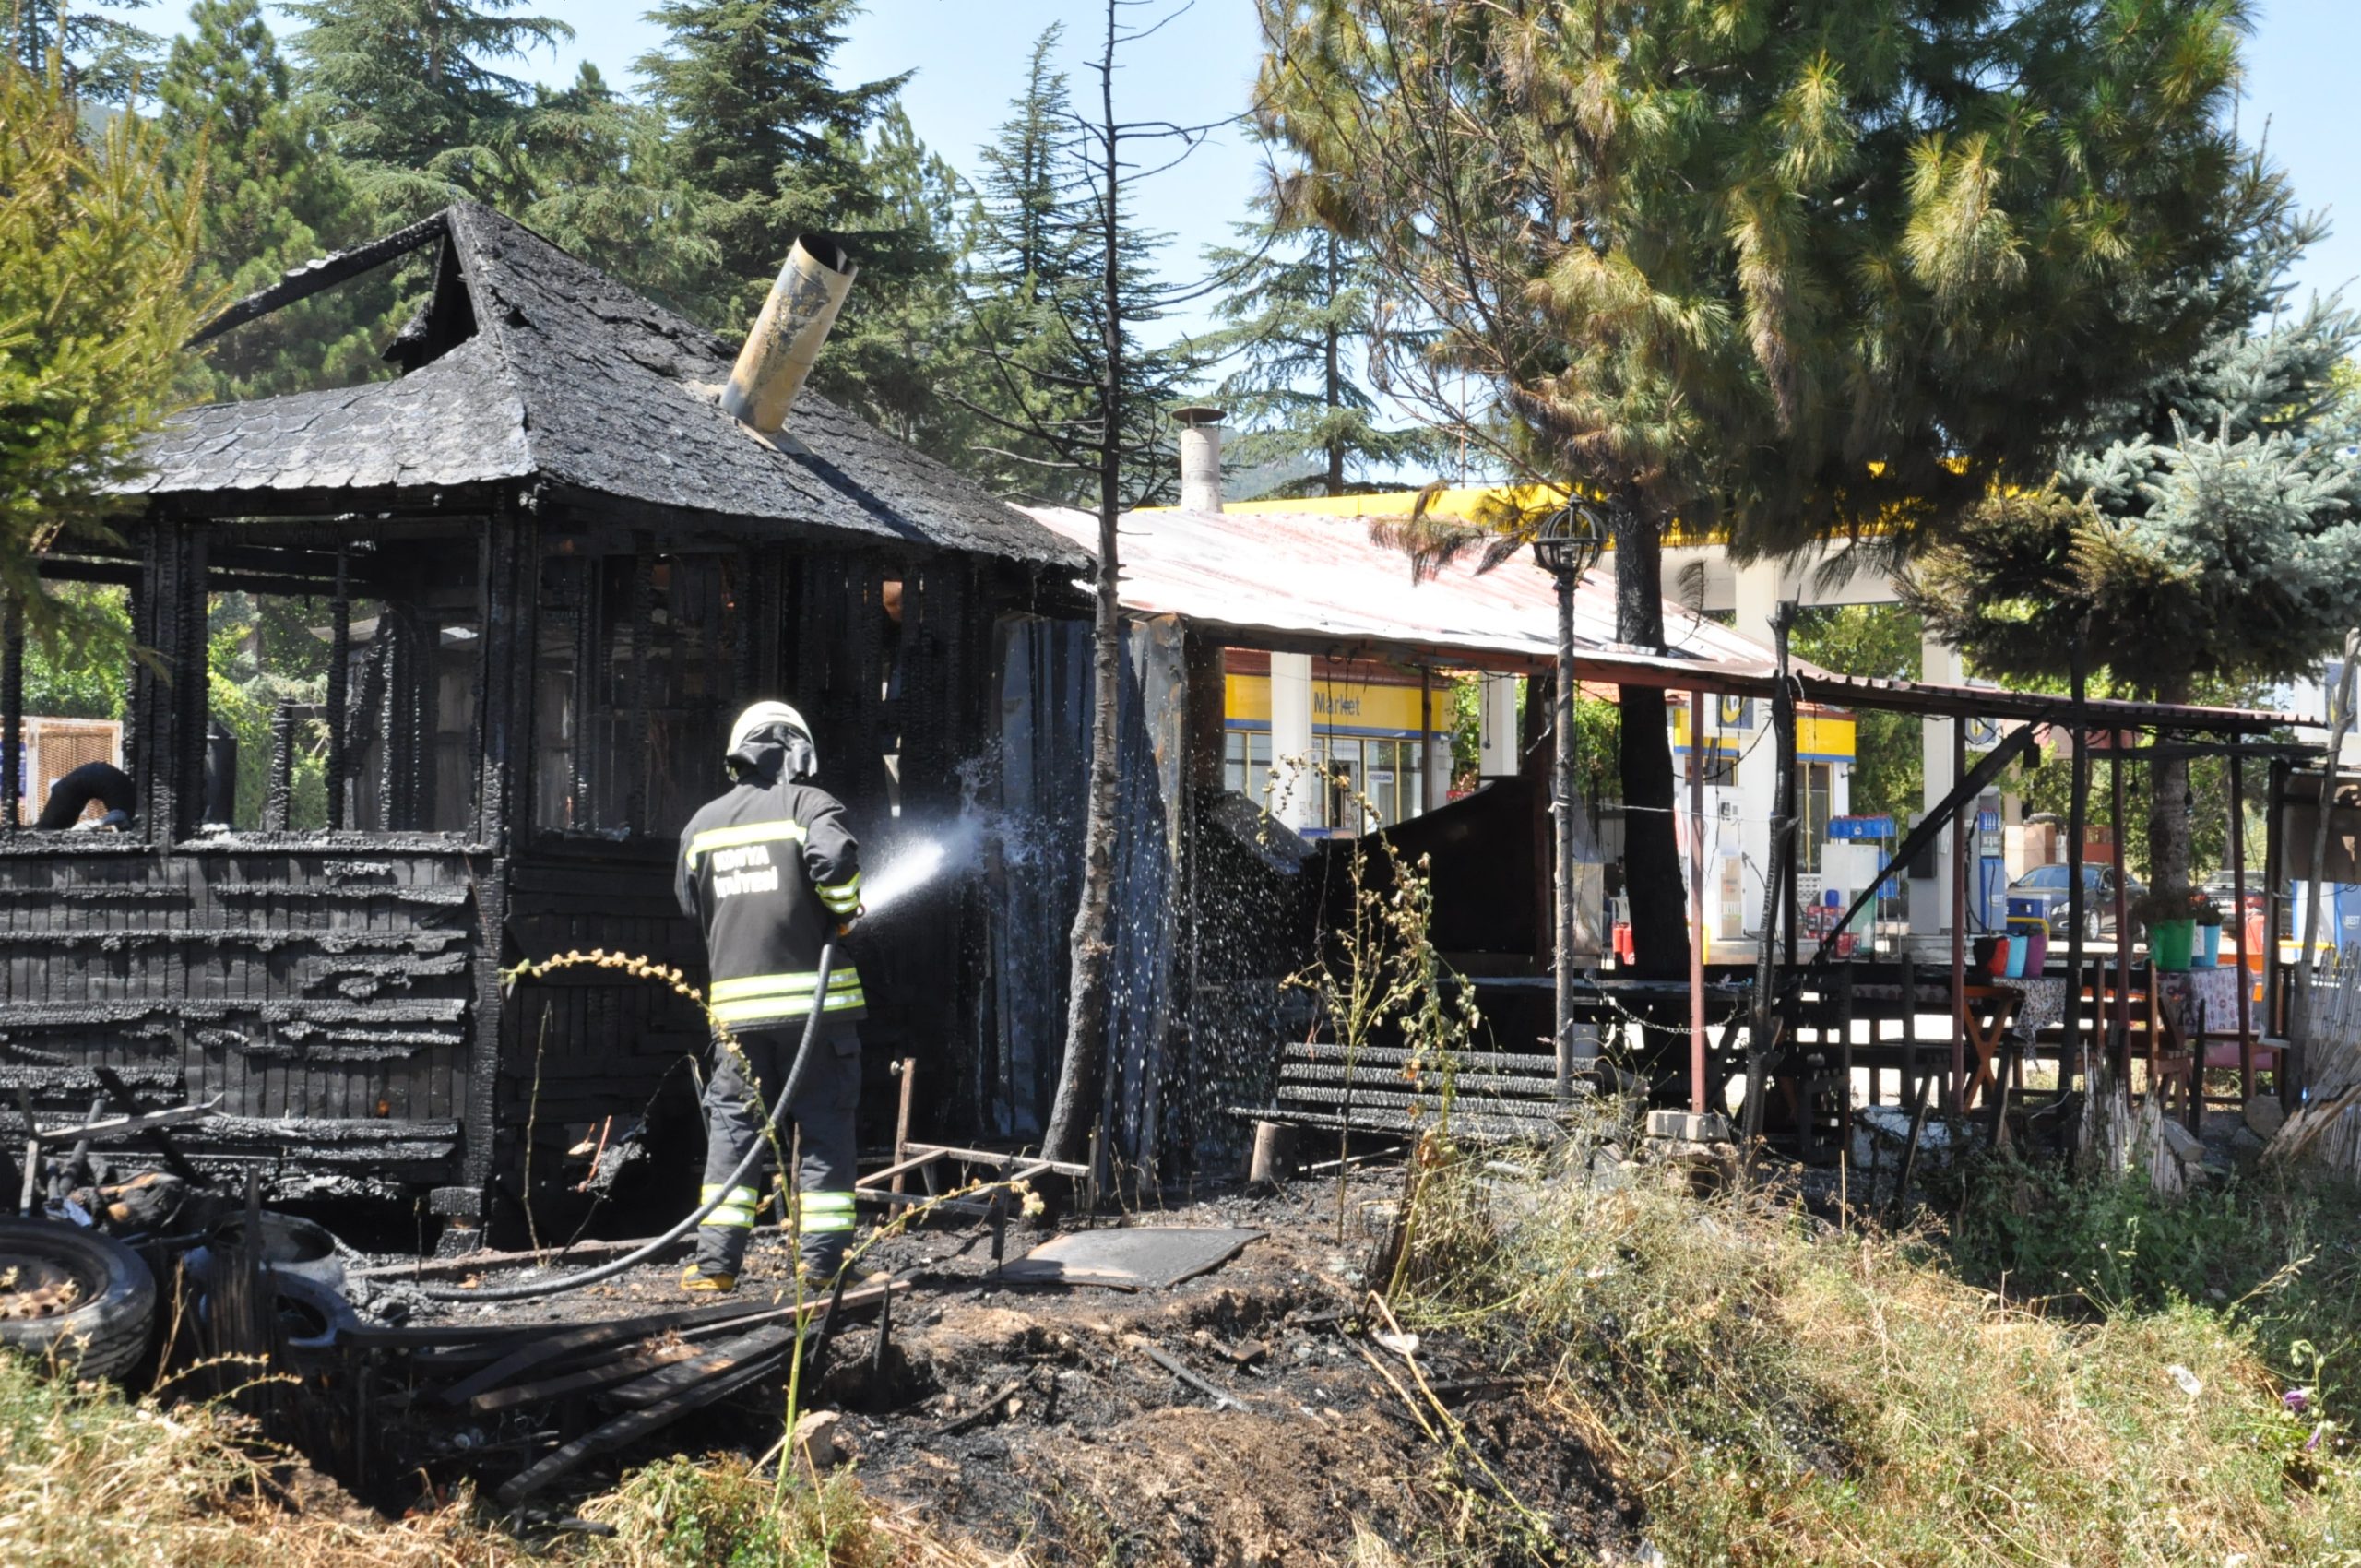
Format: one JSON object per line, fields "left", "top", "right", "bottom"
{"left": 2152, "top": 918, "right": 2195, "bottom": 971}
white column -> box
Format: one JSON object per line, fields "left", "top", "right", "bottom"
{"left": 1913, "top": 635, "right": 1962, "bottom": 935}
{"left": 1269, "top": 651, "right": 1317, "bottom": 831}
{"left": 1477, "top": 671, "right": 1520, "bottom": 781}
{"left": 1424, "top": 682, "right": 1454, "bottom": 810}
{"left": 1733, "top": 560, "right": 1780, "bottom": 937}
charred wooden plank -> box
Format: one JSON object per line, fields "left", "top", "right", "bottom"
{"left": 434, "top": 1297, "right": 793, "bottom": 1405}
{"left": 189, "top": 215, "right": 447, "bottom": 347}
{"left": 469, "top": 1343, "right": 700, "bottom": 1412}
{"left": 494, "top": 1355, "right": 777, "bottom": 1505}
{"left": 600, "top": 1323, "right": 790, "bottom": 1409}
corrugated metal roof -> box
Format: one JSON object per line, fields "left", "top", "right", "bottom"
{"left": 1022, "top": 505, "right": 2312, "bottom": 733}
{"left": 1019, "top": 504, "right": 1797, "bottom": 676}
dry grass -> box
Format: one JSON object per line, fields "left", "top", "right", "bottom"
{"left": 1401, "top": 1151, "right": 2361, "bottom": 1567}
{"left": 0, "top": 1351, "right": 499, "bottom": 1566}
{"left": 0, "top": 1352, "right": 1007, "bottom": 1568}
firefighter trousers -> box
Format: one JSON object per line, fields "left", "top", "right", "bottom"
{"left": 695, "top": 1019, "right": 860, "bottom": 1278}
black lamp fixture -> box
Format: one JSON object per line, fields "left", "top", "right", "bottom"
{"left": 1533, "top": 499, "right": 1608, "bottom": 581}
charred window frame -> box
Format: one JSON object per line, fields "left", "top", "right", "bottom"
{"left": 534, "top": 543, "right": 772, "bottom": 844}
{"left": 48, "top": 518, "right": 498, "bottom": 845}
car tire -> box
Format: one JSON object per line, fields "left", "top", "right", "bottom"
{"left": 264, "top": 1267, "right": 359, "bottom": 1356}
{"left": 0, "top": 1218, "right": 158, "bottom": 1381}
{"left": 190, "top": 1265, "right": 360, "bottom": 1361}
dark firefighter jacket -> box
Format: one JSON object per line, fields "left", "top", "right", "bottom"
{"left": 675, "top": 745, "right": 865, "bottom": 1030}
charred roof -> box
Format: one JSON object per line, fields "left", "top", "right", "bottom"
{"left": 125, "top": 205, "right": 1086, "bottom": 568}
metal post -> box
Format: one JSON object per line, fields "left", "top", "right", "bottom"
{"left": 2229, "top": 752, "right": 2254, "bottom": 1099}
{"left": 1689, "top": 687, "right": 1708, "bottom": 1115}
{"left": 1950, "top": 716, "right": 1968, "bottom": 1111}
{"left": 1553, "top": 570, "right": 1579, "bottom": 1097}
{"left": 1748, "top": 604, "right": 1797, "bottom": 1143}
{"left": 2111, "top": 749, "right": 2131, "bottom": 1063}
{"left": 2265, "top": 759, "right": 2289, "bottom": 1037}
{"left": 2064, "top": 635, "right": 2090, "bottom": 1087}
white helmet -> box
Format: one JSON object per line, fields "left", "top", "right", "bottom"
{"left": 726, "top": 700, "right": 818, "bottom": 776}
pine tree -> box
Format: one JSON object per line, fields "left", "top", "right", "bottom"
{"left": 955, "top": 23, "right": 1195, "bottom": 507}
{"left": 516, "top": 64, "right": 682, "bottom": 297}
{"left": 6, "top": 0, "right": 158, "bottom": 102}
{"left": 1202, "top": 196, "right": 1435, "bottom": 497}
{"left": 1261, "top": 0, "right": 2285, "bottom": 980}
{"left": 836, "top": 103, "right": 978, "bottom": 450}
{"left": 1907, "top": 213, "right": 2361, "bottom": 896}
{"left": 635, "top": 0, "right": 902, "bottom": 327}
{"left": 159, "top": 0, "right": 392, "bottom": 401}
{"left": 635, "top": 0, "right": 981, "bottom": 440}
{"left": 2, "top": 53, "right": 207, "bottom": 624}
{"left": 286, "top": 0, "right": 571, "bottom": 217}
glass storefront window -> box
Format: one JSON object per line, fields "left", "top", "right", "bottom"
{"left": 1223, "top": 730, "right": 1431, "bottom": 830}
{"left": 1322, "top": 735, "right": 1363, "bottom": 830}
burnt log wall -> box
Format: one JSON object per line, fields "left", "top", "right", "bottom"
{"left": 0, "top": 840, "right": 480, "bottom": 1183}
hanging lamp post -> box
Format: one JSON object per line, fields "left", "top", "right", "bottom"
{"left": 1534, "top": 501, "right": 1608, "bottom": 1099}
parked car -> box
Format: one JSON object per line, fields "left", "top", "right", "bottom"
{"left": 2200, "top": 874, "right": 2266, "bottom": 917}
{"left": 2006, "top": 862, "right": 2146, "bottom": 940}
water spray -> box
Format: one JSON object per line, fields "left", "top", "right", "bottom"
{"left": 860, "top": 819, "right": 982, "bottom": 915}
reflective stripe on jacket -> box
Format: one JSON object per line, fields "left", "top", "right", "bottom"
{"left": 676, "top": 774, "right": 865, "bottom": 1028}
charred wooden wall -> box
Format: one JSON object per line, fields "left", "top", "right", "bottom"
{"left": 0, "top": 837, "right": 481, "bottom": 1186}
{"left": 7, "top": 489, "right": 1060, "bottom": 1217}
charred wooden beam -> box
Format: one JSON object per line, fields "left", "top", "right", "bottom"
{"left": 188, "top": 214, "right": 446, "bottom": 347}
{"left": 325, "top": 549, "right": 350, "bottom": 830}
{"left": 2, "top": 593, "right": 21, "bottom": 832}
{"left": 138, "top": 522, "right": 208, "bottom": 842}
{"left": 494, "top": 1354, "right": 776, "bottom": 1504}
{"left": 568, "top": 553, "right": 599, "bottom": 830}
{"left": 627, "top": 536, "right": 653, "bottom": 828}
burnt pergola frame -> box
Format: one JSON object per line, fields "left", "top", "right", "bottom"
{"left": 1595, "top": 651, "right": 2320, "bottom": 1130}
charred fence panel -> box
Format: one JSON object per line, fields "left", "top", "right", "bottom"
{"left": 0, "top": 839, "right": 481, "bottom": 1185}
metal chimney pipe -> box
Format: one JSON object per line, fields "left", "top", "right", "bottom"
{"left": 720, "top": 233, "right": 858, "bottom": 434}
{"left": 1173, "top": 404, "right": 1226, "bottom": 512}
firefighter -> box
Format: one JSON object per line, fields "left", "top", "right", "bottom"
{"left": 675, "top": 701, "right": 867, "bottom": 1292}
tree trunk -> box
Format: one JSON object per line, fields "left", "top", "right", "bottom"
{"left": 1042, "top": 2, "right": 1126, "bottom": 1169}
{"left": 1614, "top": 506, "right": 1689, "bottom": 980}
{"left": 2145, "top": 673, "right": 2194, "bottom": 897}
{"left": 1323, "top": 233, "right": 1345, "bottom": 496}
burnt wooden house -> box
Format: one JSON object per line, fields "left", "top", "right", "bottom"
{"left": 0, "top": 205, "right": 1089, "bottom": 1229}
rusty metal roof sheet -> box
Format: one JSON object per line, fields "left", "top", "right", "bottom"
{"left": 1022, "top": 505, "right": 2310, "bottom": 733}
{"left": 1018, "top": 504, "right": 1800, "bottom": 677}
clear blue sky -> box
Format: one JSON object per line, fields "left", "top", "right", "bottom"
{"left": 167, "top": 0, "right": 2361, "bottom": 340}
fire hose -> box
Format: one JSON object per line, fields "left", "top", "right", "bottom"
{"left": 417, "top": 941, "right": 841, "bottom": 1303}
